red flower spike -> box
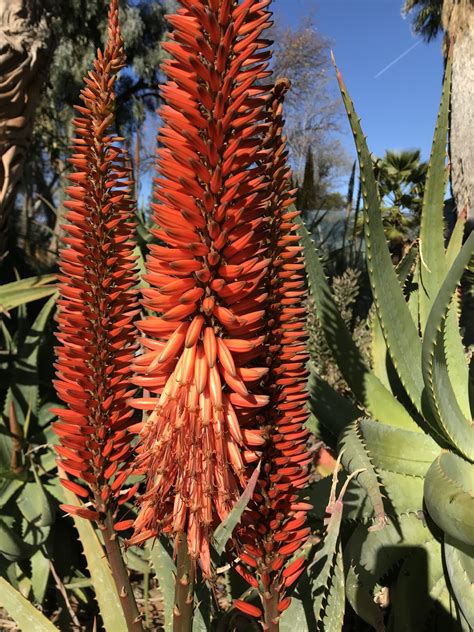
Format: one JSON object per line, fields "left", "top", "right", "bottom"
{"left": 130, "top": 0, "right": 276, "bottom": 575}
{"left": 53, "top": 0, "right": 139, "bottom": 525}
{"left": 232, "top": 80, "right": 312, "bottom": 606}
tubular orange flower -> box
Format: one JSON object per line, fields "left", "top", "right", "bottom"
{"left": 53, "top": 0, "right": 139, "bottom": 524}
{"left": 130, "top": 0, "right": 275, "bottom": 574}
{"left": 232, "top": 80, "right": 311, "bottom": 628}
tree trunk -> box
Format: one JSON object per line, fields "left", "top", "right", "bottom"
{"left": 0, "top": 0, "right": 52, "bottom": 262}
{"left": 444, "top": 1, "right": 474, "bottom": 227}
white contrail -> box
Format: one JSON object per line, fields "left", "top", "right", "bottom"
{"left": 374, "top": 40, "right": 421, "bottom": 79}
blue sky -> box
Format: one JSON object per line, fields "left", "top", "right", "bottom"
{"left": 273, "top": 0, "right": 444, "bottom": 163}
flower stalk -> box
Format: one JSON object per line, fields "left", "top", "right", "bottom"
{"left": 101, "top": 510, "right": 143, "bottom": 632}
{"left": 130, "top": 1, "right": 310, "bottom": 626}
{"left": 52, "top": 0, "right": 142, "bottom": 628}
{"left": 130, "top": 0, "right": 275, "bottom": 576}
{"left": 173, "top": 533, "right": 196, "bottom": 632}
{"left": 232, "top": 79, "right": 311, "bottom": 630}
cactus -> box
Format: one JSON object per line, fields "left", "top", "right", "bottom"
{"left": 301, "top": 50, "right": 474, "bottom": 630}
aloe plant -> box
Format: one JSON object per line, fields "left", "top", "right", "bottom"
{"left": 301, "top": 51, "right": 474, "bottom": 631}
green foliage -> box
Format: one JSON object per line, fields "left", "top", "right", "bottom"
{"left": 213, "top": 464, "right": 261, "bottom": 556}
{"left": 370, "top": 150, "right": 427, "bottom": 256}
{"left": 0, "top": 576, "right": 59, "bottom": 632}
{"left": 402, "top": 0, "right": 443, "bottom": 41}
{"left": 0, "top": 275, "right": 57, "bottom": 314}
{"left": 61, "top": 485, "right": 128, "bottom": 632}
{"left": 303, "top": 52, "right": 474, "bottom": 630}
{"left": 14, "top": 1, "right": 166, "bottom": 274}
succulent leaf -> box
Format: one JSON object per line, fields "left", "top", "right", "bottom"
{"left": 29, "top": 549, "right": 51, "bottom": 604}
{"left": 0, "top": 576, "right": 58, "bottom": 632}
{"left": 444, "top": 299, "right": 471, "bottom": 419}
{"left": 213, "top": 463, "right": 260, "bottom": 555}
{"left": 307, "top": 367, "right": 361, "bottom": 442}
{"left": 298, "top": 218, "right": 417, "bottom": 431}
{"left": 444, "top": 535, "right": 474, "bottom": 629}
{"left": 390, "top": 538, "right": 454, "bottom": 631}
{"left": 424, "top": 452, "right": 474, "bottom": 547}
{"left": 358, "top": 418, "right": 438, "bottom": 477}
{"left": 148, "top": 538, "right": 175, "bottom": 632}
{"left": 310, "top": 459, "right": 358, "bottom": 622}
{"left": 377, "top": 470, "right": 423, "bottom": 516}
{"left": 0, "top": 275, "right": 57, "bottom": 314}
{"left": 336, "top": 64, "right": 425, "bottom": 415}
{"left": 418, "top": 56, "right": 452, "bottom": 331}
{"left": 319, "top": 546, "right": 345, "bottom": 631}
{"left": 446, "top": 211, "right": 467, "bottom": 268}
{"left": 372, "top": 243, "right": 419, "bottom": 389}
{"left": 344, "top": 514, "right": 434, "bottom": 631}
{"left": 422, "top": 233, "right": 474, "bottom": 457}
{"left": 338, "top": 419, "right": 387, "bottom": 529}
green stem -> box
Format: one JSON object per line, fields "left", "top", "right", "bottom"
{"left": 101, "top": 511, "right": 144, "bottom": 632}
{"left": 173, "top": 533, "right": 195, "bottom": 632}
{"left": 263, "top": 585, "right": 280, "bottom": 632}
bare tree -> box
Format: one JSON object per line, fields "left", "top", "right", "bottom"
{"left": 0, "top": 0, "right": 52, "bottom": 262}
{"left": 270, "top": 15, "right": 347, "bottom": 184}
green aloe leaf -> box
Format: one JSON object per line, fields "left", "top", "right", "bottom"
{"left": 377, "top": 469, "right": 424, "bottom": 516}
{"left": 371, "top": 243, "right": 419, "bottom": 389}
{"left": 213, "top": 463, "right": 260, "bottom": 555}
{"left": 319, "top": 546, "right": 345, "bottom": 632}
{"left": 335, "top": 64, "right": 425, "bottom": 415}
{"left": 444, "top": 536, "right": 474, "bottom": 629}
{"left": 148, "top": 538, "right": 175, "bottom": 632}
{"left": 0, "top": 519, "right": 33, "bottom": 561}
{"left": 424, "top": 451, "right": 474, "bottom": 547}
{"left": 418, "top": 56, "right": 451, "bottom": 331}
{"left": 310, "top": 459, "right": 358, "bottom": 622}
{"left": 29, "top": 549, "right": 51, "bottom": 604}
{"left": 280, "top": 595, "right": 312, "bottom": 631}
{"left": 358, "top": 418, "right": 439, "bottom": 477}
{"left": 298, "top": 217, "right": 418, "bottom": 431}
{"left": 307, "top": 368, "right": 360, "bottom": 441}
{"left": 2, "top": 295, "right": 57, "bottom": 428}
{"left": 390, "top": 538, "right": 451, "bottom": 631}
{"left": 422, "top": 234, "right": 474, "bottom": 457}
{"left": 0, "top": 275, "right": 57, "bottom": 314}
{"left": 60, "top": 482, "right": 128, "bottom": 632}
{"left": 0, "top": 576, "right": 58, "bottom": 631}
{"left": 1, "top": 295, "right": 57, "bottom": 479}
{"left": 444, "top": 299, "right": 471, "bottom": 419}
{"left": 338, "top": 419, "right": 386, "bottom": 530}
{"left": 446, "top": 211, "right": 466, "bottom": 268}
{"left": 344, "top": 514, "right": 434, "bottom": 631}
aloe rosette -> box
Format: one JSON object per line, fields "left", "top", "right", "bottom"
{"left": 300, "top": 51, "right": 474, "bottom": 630}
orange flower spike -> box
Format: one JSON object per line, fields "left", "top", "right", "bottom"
{"left": 233, "top": 80, "right": 312, "bottom": 622}
{"left": 131, "top": 0, "right": 275, "bottom": 574}
{"left": 53, "top": 0, "right": 139, "bottom": 525}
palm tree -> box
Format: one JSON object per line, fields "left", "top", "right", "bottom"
{"left": 375, "top": 149, "right": 427, "bottom": 259}
{"left": 403, "top": 0, "right": 474, "bottom": 226}
{"left": 354, "top": 149, "right": 427, "bottom": 261}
